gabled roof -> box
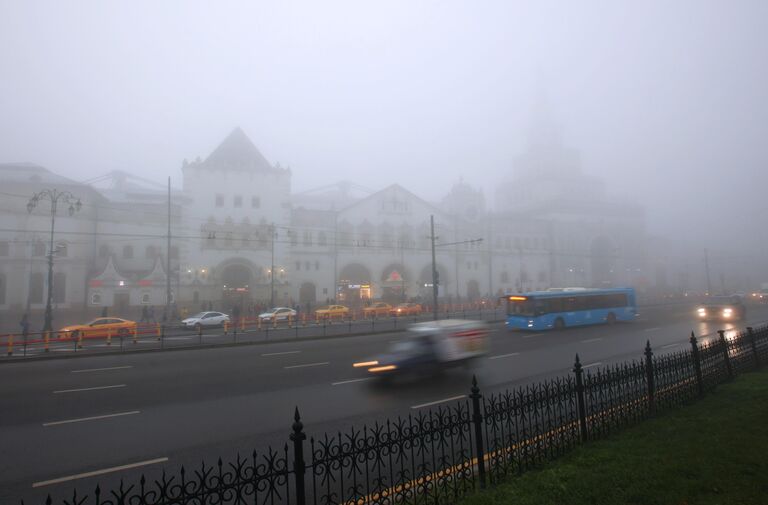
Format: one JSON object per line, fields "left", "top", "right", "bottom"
{"left": 338, "top": 183, "right": 448, "bottom": 218}
{"left": 91, "top": 256, "right": 129, "bottom": 282}
{"left": 203, "top": 127, "right": 275, "bottom": 172}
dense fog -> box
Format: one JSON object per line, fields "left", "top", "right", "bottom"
{"left": 1, "top": 0, "right": 767, "bottom": 295}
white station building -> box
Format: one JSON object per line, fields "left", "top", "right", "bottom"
{"left": 0, "top": 124, "right": 649, "bottom": 323}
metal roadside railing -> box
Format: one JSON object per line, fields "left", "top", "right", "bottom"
{"left": 25, "top": 324, "right": 768, "bottom": 505}
{"left": 1, "top": 304, "right": 507, "bottom": 360}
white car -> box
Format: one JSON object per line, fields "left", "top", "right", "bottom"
{"left": 258, "top": 307, "right": 298, "bottom": 322}
{"left": 181, "top": 311, "right": 230, "bottom": 329}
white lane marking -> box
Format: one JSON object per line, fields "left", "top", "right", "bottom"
{"left": 262, "top": 351, "right": 301, "bottom": 357}
{"left": 488, "top": 352, "right": 520, "bottom": 360}
{"left": 164, "top": 336, "right": 193, "bottom": 341}
{"left": 580, "top": 338, "right": 603, "bottom": 343}
{"left": 662, "top": 343, "right": 680, "bottom": 349}
{"left": 583, "top": 362, "right": 603, "bottom": 369}
{"left": 32, "top": 457, "right": 168, "bottom": 488}
{"left": 411, "top": 395, "right": 466, "bottom": 410}
{"left": 72, "top": 366, "right": 133, "bottom": 373}
{"left": 52, "top": 348, "right": 76, "bottom": 352}
{"left": 54, "top": 384, "right": 126, "bottom": 394}
{"left": 284, "top": 362, "right": 330, "bottom": 369}
{"left": 522, "top": 334, "right": 538, "bottom": 339}
{"left": 332, "top": 378, "right": 372, "bottom": 386}
{"left": 43, "top": 410, "right": 140, "bottom": 427}
{"left": 644, "top": 327, "right": 662, "bottom": 332}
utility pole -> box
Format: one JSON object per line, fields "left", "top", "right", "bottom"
{"left": 430, "top": 215, "right": 439, "bottom": 321}
{"left": 270, "top": 223, "right": 276, "bottom": 308}
{"left": 704, "top": 248, "right": 712, "bottom": 296}
{"left": 166, "top": 177, "right": 172, "bottom": 321}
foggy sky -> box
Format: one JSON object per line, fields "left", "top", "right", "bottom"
{"left": 1, "top": 0, "right": 767, "bottom": 249}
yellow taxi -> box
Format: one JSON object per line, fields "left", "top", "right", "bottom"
{"left": 314, "top": 305, "right": 350, "bottom": 320}
{"left": 59, "top": 317, "right": 137, "bottom": 339}
{"left": 363, "top": 302, "right": 393, "bottom": 318}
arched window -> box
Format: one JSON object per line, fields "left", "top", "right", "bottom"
{"left": 123, "top": 245, "right": 134, "bottom": 259}
{"left": 29, "top": 272, "right": 44, "bottom": 304}
{"left": 53, "top": 272, "right": 66, "bottom": 303}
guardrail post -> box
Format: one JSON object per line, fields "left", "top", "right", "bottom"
{"left": 44, "top": 331, "right": 50, "bottom": 352}
{"left": 198, "top": 324, "right": 203, "bottom": 344}
{"left": 690, "top": 332, "right": 704, "bottom": 397}
{"left": 161, "top": 324, "right": 165, "bottom": 349}
{"left": 469, "top": 375, "right": 487, "bottom": 489}
{"left": 77, "top": 330, "right": 83, "bottom": 349}
{"left": 718, "top": 330, "right": 734, "bottom": 380}
{"left": 573, "top": 354, "right": 588, "bottom": 442}
{"left": 240, "top": 317, "right": 245, "bottom": 332}
{"left": 747, "top": 327, "right": 760, "bottom": 368}
{"left": 7, "top": 334, "right": 13, "bottom": 356}
{"left": 644, "top": 340, "right": 655, "bottom": 415}
{"left": 132, "top": 327, "right": 138, "bottom": 345}
{"left": 224, "top": 321, "right": 229, "bottom": 336}
{"left": 106, "top": 328, "right": 112, "bottom": 346}
{"left": 290, "top": 407, "right": 307, "bottom": 505}
{"left": 156, "top": 323, "right": 161, "bottom": 341}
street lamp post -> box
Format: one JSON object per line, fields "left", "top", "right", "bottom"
{"left": 27, "top": 189, "right": 82, "bottom": 335}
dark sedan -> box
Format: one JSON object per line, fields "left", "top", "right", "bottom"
{"left": 696, "top": 296, "right": 746, "bottom": 321}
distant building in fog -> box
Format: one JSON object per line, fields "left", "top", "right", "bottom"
{"left": 0, "top": 121, "right": 656, "bottom": 322}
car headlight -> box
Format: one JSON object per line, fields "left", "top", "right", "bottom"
{"left": 697, "top": 308, "right": 706, "bottom": 316}
{"left": 723, "top": 308, "right": 733, "bottom": 317}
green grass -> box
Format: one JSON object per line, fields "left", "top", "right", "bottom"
{"left": 461, "top": 369, "right": 768, "bottom": 505}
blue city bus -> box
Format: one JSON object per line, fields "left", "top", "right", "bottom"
{"left": 504, "top": 288, "right": 637, "bottom": 331}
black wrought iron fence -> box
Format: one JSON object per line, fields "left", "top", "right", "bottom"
{"left": 28, "top": 324, "right": 768, "bottom": 505}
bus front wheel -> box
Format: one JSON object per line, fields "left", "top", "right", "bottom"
{"left": 606, "top": 313, "right": 616, "bottom": 325}
{"left": 554, "top": 318, "right": 565, "bottom": 330}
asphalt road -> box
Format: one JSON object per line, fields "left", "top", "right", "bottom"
{"left": 3, "top": 303, "right": 766, "bottom": 504}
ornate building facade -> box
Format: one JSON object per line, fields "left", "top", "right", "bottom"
{"left": 0, "top": 124, "right": 650, "bottom": 325}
